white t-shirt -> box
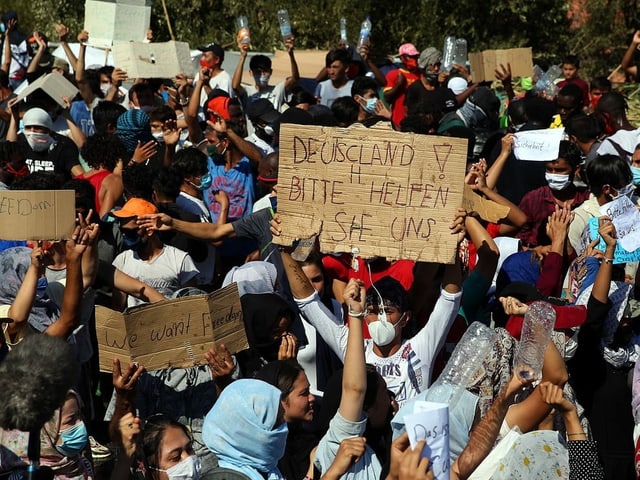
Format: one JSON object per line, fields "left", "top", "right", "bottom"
{"left": 296, "top": 288, "right": 461, "bottom": 406}
{"left": 198, "top": 69, "right": 234, "bottom": 106}
{"left": 243, "top": 82, "right": 287, "bottom": 112}
{"left": 112, "top": 245, "right": 199, "bottom": 308}
{"left": 315, "top": 79, "right": 354, "bottom": 107}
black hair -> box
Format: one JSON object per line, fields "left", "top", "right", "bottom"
{"left": 351, "top": 76, "right": 378, "bottom": 98}
{"left": 562, "top": 54, "right": 580, "bottom": 68}
{"left": 288, "top": 87, "right": 317, "bottom": 108}
{"left": 325, "top": 48, "right": 350, "bottom": 68}
{"left": 84, "top": 68, "right": 104, "bottom": 99}
{"left": 152, "top": 167, "right": 181, "bottom": 200}
{"left": 149, "top": 105, "right": 177, "bottom": 123}
{"left": 0, "top": 70, "right": 8, "bottom": 88}
{"left": 171, "top": 147, "right": 208, "bottom": 179}
{"left": 10, "top": 172, "right": 63, "bottom": 190}
{"left": 565, "top": 114, "right": 602, "bottom": 143}
{"left": 139, "top": 414, "right": 192, "bottom": 474}
{"left": 330, "top": 96, "right": 359, "bottom": 127}
{"left": 365, "top": 276, "right": 409, "bottom": 313}
{"left": 524, "top": 96, "right": 556, "bottom": 126}
{"left": 249, "top": 54, "right": 272, "bottom": 72}
{"left": 507, "top": 98, "right": 527, "bottom": 126}
{"left": 128, "top": 83, "right": 154, "bottom": 103}
{"left": 62, "top": 178, "right": 96, "bottom": 215}
{"left": 556, "top": 140, "right": 582, "bottom": 169}
{"left": 92, "top": 101, "right": 126, "bottom": 134}
{"left": 99, "top": 65, "right": 114, "bottom": 78}
{"left": 82, "top": 133, "right": 127, "bottom": 171}
{"left": 590, "top": 76, "right": 611, "bottom": 92}
{"left": 400, "top": 114, "right": 434, "bottom": 134}
{"left": 596, "top": 91, "right": 628, "bottom": 118}
{"left": 255, "top": 359, "right": 305, "bottom": 401}
{"left": 557, "top": 83, "right": 583, "bottom": 108}
{"left": 123, "top": 163, "right": 155, "bottom": 201}
{"left": 585, "top": 154, "right": 632, "bottom": 196}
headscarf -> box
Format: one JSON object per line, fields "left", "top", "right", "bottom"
{"left": 240, "top": 293, "right": 293, "bottom": 359}
{"left": 116, "top": 109, "right": 154, "bottom": 154}
{"left": 0, "top": 247, "right": 58, "bottom": 333}
{"left": 222, "top": 261, "right": 277, "bottom": 296}
{"left": 202, "top": 379, "right": 287, "bottom": 480}
{"left": 492, "top": 430, "right": 569, "bottom": 479}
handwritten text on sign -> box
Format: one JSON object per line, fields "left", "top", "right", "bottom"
{"left": 95, "top": 283, "right": 248, "bottom": 372}
{"left": 274, "top": 124, "right": 467, "bottom": 263}
{"left": 599, "top": 195, "right": 640, "bottom": 253}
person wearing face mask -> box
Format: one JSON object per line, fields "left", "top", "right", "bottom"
{"left": 0, "top": 390, "right": 94, "bottom": 479}
{"left": 516, "top": 141, "right": 590, "bottom": 248}
{"left": 568, "top": 153, "right": 633, "bottom": 255}
{"left": 595, "top": 92, "right": 639, "bottom": 161}
{"left": 351, "top": 76, "right": 391, "bottom": 123}
{"left": 383, "top": 43, "right": 423, "bottom": 128}
{"left": 195, "top": 43, "right": 233, "bottom": 105}
{"left": 232, "top": 36, "right": 299, "bottom": 130}
{"left": 245, "top": 99, "right": 280, "bottom": 156}
{"left": 111, "top": 197, "right": 199, "bottom": 310}
{"left": 279, "top": 234, "right": 464, "bottom": 407}
{"left": 11, "top": 106, "right": 83, "bottom": 181}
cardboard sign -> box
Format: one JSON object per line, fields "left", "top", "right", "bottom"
{"left": 112, "top": 41, "right": 194, "bottom": 79}
{"left": 462, "top": 185, "right": 510, "bottom": 223}
{"left": 0, "top": 190, "right": 76, "bottom": 241}
{"left": 14, "top": 74, "right": 79, "bottom": 109}
{"left": 84, "top": 0, "right": 151, "bottom": 48}
{"left": 95, "top": 283, "right": 248, "bottom": 372}
{"left": 405, "top": 401, "right": 450, "bottom": 480}
{"left": 274, "top": 123, "right": 467, "bottom": 263}
{"left": 469, "top": 48, "right": 533, "bottom": 82}
{"left": 513, "top": 128, "right": 564, "bottom": 161}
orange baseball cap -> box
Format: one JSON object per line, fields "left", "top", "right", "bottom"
{"left": 112, "top": 198, "right": 158, "bottom": 219}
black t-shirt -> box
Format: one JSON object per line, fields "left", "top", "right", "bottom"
{"left": 405, "top": 82, "right": 458, "bottom": 114}
{"left": 18, "top": 131, "right": 80, "bottom": 181}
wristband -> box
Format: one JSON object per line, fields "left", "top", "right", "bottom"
{"left": 348, "top": 310, "right": 366, "bottom": 319}
{"left": 567, "top": 432, "right": 585, "bottom": 437}
{"left": 602, "top": 257, "right": 613, "bottom": 264}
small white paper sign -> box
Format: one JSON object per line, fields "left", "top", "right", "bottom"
{"left": 404, "top": 401, "right": 450, "bottom": 480}
{"left": 599, "top": 195, "right": 640, "bottom": 253}
{"left": 513, "top": 128, "right": 564, "bottom": 161}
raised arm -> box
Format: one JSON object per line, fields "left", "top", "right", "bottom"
{"left": 339, "top": 278, "right": 367, "bottom": 422}
{"left": 25, "top": 32, "right": 47, "bottom": 74}
{"left": 284, "top": 37, "right": 300, "bottom": 92}
{"left": 232, "top": 42, "right": 249, "bottom": 97}
{"left": 137, "top": 212, "right": 236, "bottom": 243}
{"left": 359, "top": 44, "right": 386, "bottom": 87}
{"left": 0, "top": 18, "right": 14, "bottom": 73}
{"left": 621, "top": 31, "right": 640, "bottom": 78}
{"left": 485, "top": 133, "right": 515, "bottom": 190}
{"left": 55, "top": 24, "right": 78, "bottom": 70}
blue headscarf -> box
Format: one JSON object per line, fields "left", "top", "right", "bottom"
{"left": 202, "top": 379, "right": 288, "bottom": 480}
{"left": 116, "top": 109, "right": 154, "bottom": 154}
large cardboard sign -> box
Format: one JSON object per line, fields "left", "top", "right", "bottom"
{"left": 96, "top": 283, "right": 248, "bottom": 372}
{"left": 14, "top": 74, "right": 79, "bottom": 109}
{"left": 469, "top": 48, "right": 533, "bottom": 82}
{"left": 112, "top": 41, "right": 194, "bottom": 79}
{"left": 274, "top": 123, "right": 467, "bottom": 263}
{"left": 84, "top": 0, "right": 151, "bottom": 48}
{"left": 0, "top": 190, "right": 76, "bottom": 241}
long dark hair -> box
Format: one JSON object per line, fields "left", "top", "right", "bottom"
{"left": 139, "top": 414, "right": 191, "bottom": 478}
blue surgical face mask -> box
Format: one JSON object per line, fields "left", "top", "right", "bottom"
{"left": 631, "top": 166, "right": 640, "bottom": 187}
{"left": 198, "top": 173, "right": 212, "bottom": 190}
{"left": 56, "top": 421, "right": 88, "bottom": 457}
{"left": 363, "top": 97, "right": 378, "bottom": 114}
{"left": 612, "top": 182, "right": 635, "bottom": 199}
{"left": 207, "top": 143, "right": 227, "bottom": 165}
{"left": 122, "top": 232, "right": 143, "bottom": 251}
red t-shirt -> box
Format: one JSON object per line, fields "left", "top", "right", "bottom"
{"left": 384, "top": 68, "right": 422, "bottom": 127}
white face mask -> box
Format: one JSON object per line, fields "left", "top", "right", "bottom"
{"left": 100, "top": 82, "right": 112, "bottom": 96}
{"left": 24, "top": 131, "right": 54, "bottom": 152}
{"left": 612, "top": 182, "right": 635, "bottom": 200}
{"left": 254, "top": 73, "right": 271, "bottom": 87}
{"left": 368, "top": 313, "right": 404, "bottom": 347}
{"left": 153, "top": 455, "right": 201, "bottom": 480}
{"left": 152, "top": 131, "right": 164, "bottom": 143}
{"left": 545, "top": 172, "right": 572, "bottom": 191}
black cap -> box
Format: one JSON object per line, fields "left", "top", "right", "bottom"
{"left": 470, "top": 87, "right": 500, "bottom": 125}
{"left": 246, "top": 98, "right": 280, "bottom": 124}
{"left": 280, "top": 107, "right": 314, "bottom": 125}
{"left": 198, "top": 43, "right": 225, "bottom": 63}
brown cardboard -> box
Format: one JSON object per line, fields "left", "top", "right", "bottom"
{"left": 112, "top": 41, "right": 194, "bottom": 78}
{"left": 14, "top": 74, "right": 79, "bottom": 109}
{"left": 462, "top": 185, "right": 510, "bottom": 223}
{"left": 84, "top": 0, "right": 152, "bottom": 48}
{"left": 274, "top": 123, "right": 467, "bottom": 264}
{"left": 95, "top": 283, "right": 248, "bottom": 372}
{"left": 469, "top": 48, "right": 533, "bottom": 82}
{"left": 0, "top": 190, "right": 76, "bottom": 241}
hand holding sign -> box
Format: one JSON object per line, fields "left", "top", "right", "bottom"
{"left": 513, "top": 129, "right": 564, "bottom": 161}
{"left": 389, "top": 432, "right": 435, "bottom": 480}
{"left": 404, "top": 401, "right": 449, "bottom": 480}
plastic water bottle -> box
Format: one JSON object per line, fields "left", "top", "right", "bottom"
{"left": 454, "top": 38, "right": 468, "bottom": 66}
{"left": 534, "top": 64, "right": 562, "bottom": 98}
{"left": 358, "top": 16, "right": 372, "bottom": 48}
{"left": 513, "top": 301, "right": 556, "bottom": 381}
{"left": 236, "top": 16, "right": 251, "bottom": 45}
{"left": 277, "top": 9, "right": 293, "bottom": 41}
{"left": 340, "top": 18, "right": 348, "bottom": 45}
{"left": 442, "top": 35, "right": 456, "bottom": 72}
{"left": 425, "top": 322, "right": 497, "bottom": 410}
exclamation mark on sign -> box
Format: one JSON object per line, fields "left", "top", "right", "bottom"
{"left": 433, "top": 144, "right": 452, "bottom": 180}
